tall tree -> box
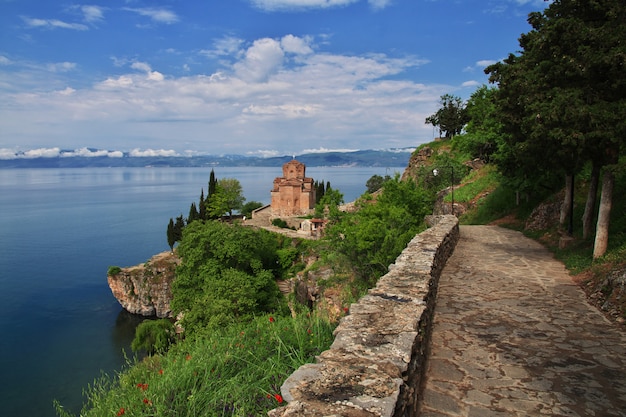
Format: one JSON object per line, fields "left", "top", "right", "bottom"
{"left": 425, "top": 94, "right": 469, "bottom": 139}
{"left": 198, "top": 188, "right": 207, "bottom": 220}
{"left": 486, "top": 0, "right": 626, "bottom": 251}
{"left": 207, "top": 178, "right": 246, "bottom": 220}
{"left": 167, "top": 218, "right": 176, "bottom": 253}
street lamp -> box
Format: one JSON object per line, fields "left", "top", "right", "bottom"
{"left": 433, "top": 166, "right": 454, "bottom": 215}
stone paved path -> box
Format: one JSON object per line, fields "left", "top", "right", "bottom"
{"left": 418, "top": 226, "right": 626, "bottom": 417}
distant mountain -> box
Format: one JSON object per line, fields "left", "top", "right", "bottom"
{"left": 0, "top": 148, "right": 413, "bottom": 168}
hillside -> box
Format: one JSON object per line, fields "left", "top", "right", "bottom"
{"left": 403, "top": 140, "right": 626, "bottom": 329}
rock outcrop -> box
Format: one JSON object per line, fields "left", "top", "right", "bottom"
{"left": 107, "top": 251, "right": 179, "bottom": 318}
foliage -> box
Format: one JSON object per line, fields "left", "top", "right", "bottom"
{"left": 365, "top": 174, "right": 391, "bottom": 193}
{"left": 59, "top": 312, "right": 336, "bottom": 417}
{"left": 166, "top": 218, "right": 176, "bottom": 252}
{"left": 207, "top": 178, "right": 246, "bottom": 220}
{"left": 454, "top": 85, "right": 501, "bottom": 162}
{"left": 425, "top": 94, "right": 469, "bottom": 139}
{"left": 325, "top": 175, "right": 431, "bottom": 282}
{"left": 172, "top": 221, "right": 288, "bottom": 334}
{"left": 314, "top": 187, "right": 344, "bottom": 221}
{"left": 241, "top": 201, "right": 263, "bottom": 218}
{"left": 108, "top": 266, "right": 122, "bottom": 276}
{"left": 271, "top": 218, "right": 290, "bottom": 229}
{"left": 131, "top": 319, "right": 176, "bottom": 355}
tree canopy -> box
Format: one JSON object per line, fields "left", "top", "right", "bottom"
{"left": 425, "top": 94, "right": 469, "bottom": 139}
{"left": 485, "top": 0, "right": 626, "bottom": 256}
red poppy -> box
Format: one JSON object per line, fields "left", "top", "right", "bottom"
{"left": 158, "top": 369, "right": 163, "bottom": 375}
{"left": 269, "top": 316, "right": 275, "bottom": 323}
{"left": 343, "top": 307, "right": 349, "bottom": 314}
{"left": 116, "top": 407, "right": 125, "bottom": 416}
{"left": 274, "top": 393, "right": 284, "bottom": 403}
{"left": 185, "top": 354, "right": 192, "bottom": 361}
{"left": 136, "top": 383, "right": 148, "bottom": 391}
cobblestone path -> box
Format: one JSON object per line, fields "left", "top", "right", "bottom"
{"left": 418, "top": 226, "right": 626, "bottom": 417}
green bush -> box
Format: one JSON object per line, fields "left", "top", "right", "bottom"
{"left": 131, "top": 319, "right": 175, "bottom": 355}
{"left": 107, "top": 266, "right": 122, "bottom": 276}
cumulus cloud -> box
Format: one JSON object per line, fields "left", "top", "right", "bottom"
{"left": 234, "top": 38, "right": 285, "bottom": 82}
{"left": 123, "top": 8, "right": 179, "bottom": 24}
{"left": 60, "top": 148, "right": 123, "bottom": 157}
{"left": 23, "top": 147, "right": 62, "bottom": 158}
{"left": 0, "top": 33, "right": 443, "bottom": 154}
{"left": 22, "top": 17, "right": 89, "bottom": 31}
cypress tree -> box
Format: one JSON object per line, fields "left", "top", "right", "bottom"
{"left": 167, "top": 218, "right": 175, "bottom": 252}
{"left": 198, "top": 188, "right": 206, "bottom": 220}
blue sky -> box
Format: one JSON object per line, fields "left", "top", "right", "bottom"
{"left": 0, "top": 0, "right": 550, "bottom": 158}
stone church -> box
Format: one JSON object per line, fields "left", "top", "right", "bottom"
{"left": 270, "top": 159, "right": 316, "bottom": 217}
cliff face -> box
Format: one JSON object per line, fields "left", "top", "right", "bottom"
{"left": 107, "top": 251, "right": 179, "bottom": 318}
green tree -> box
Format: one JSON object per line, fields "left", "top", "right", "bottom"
{"left": 207, "top": 178, "right": 246, "bottom": 220}
{"left": 486, "top": 0, "right": 626, "bottom": 253}
{"left": 174, "top": 215, "right": 185, "bottom": 242}
{"left": 425, "top": 94, "right": 469, "bottom": 139}
{"left": 131, "top": 319, "right": 175, "bottom": 355}
{"left": 326, "top": 175, "right": 431, "bottom": 282}
{"left": 198, "top": 188, "right": 207, "bottom": 220}
{"left": 456, "top": 85, "right": 501, "bottom": 162}
{"left": 167, "top": 218, "right": 176, "bottom": 252}
{"left": 314, "top": 187, "right": 344, "bottom": 221}
{"left": 365, "top": 174, "right": 390, "bottom": 193}
{"left": 241, "top": 201, "right": 263, "bottom": 218}
{"left": 188, "top": 202, "right": 199, "bottom": 224}
{"left": 171, "top": 221, "right": 285, "bottom": 333}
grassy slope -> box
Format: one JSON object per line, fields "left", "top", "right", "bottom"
{"left": 407, "top": 140, "right": 626, "bottom": 328}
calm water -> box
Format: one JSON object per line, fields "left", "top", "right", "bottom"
{"left": 0, "top": 166, "right": 401, "bottom": 417}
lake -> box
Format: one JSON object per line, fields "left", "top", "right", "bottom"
{"left": 0, "top": 166, "right": 403, "bottom": 416}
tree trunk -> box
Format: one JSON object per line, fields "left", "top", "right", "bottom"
{"left": 560, "top": 174, "right": 574, "bottom": 226}
{"left": 582, "top": 164, "right": 600, "bottom": 240}
{"left": 593, "top": 169, "right": 614, "bottom": 259}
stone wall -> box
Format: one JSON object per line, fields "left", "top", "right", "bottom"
{"left": 268, "top": 215, "right": 459, "bottom": 417}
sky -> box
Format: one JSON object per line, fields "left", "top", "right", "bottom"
{"left": 0, "top": 0, "right": 551, "bottom": 159}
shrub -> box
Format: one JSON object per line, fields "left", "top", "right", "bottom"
{"left": 107, "top": 266, "right": 122, "bottom": 276}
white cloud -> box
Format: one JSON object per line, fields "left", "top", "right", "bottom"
{"left": 476, "top": 59, "right": 497, "bottom": 68}
{"left": 46, "top": 62, "right": 77, "bottom": 73}
{"left": 368, "top": 0, "right": 392, "bottom": 10}
{"left": 22, "top": 17, "right": 89, "bottom": 31}
{"left": 281, "top": 35, "right": 313, "bottom": 55}
{"left": 23, "top": 147, "right": 61, "bottom": 158}
{"left": 461, "top": 80, "right": 480, "bottom": 88}
{"left": 250, "top": 0, "right": 358, "bottom": 11}
{"left": 0, "top": 34, "right": 445, "bottom": 154}
{"left": 0, "top": 56, "right": 12, "bottom": 65}
{"left": 301, "top": 147, "right": 360, "bottom": 153}
{"left": 123, "top": 8, "right": 179, "bottom": 24}
{"left": 80, "top": 5, "right": 105, "bottom": 23}
{"left": 201, "top": 36, "right": 245, "bottom": 58}
{"left": 60, "top": 148, "right": 118, "bottom": 157}
{"left": 129, "top": 149, "right": 179, "bottom": 157}
{"left": 234, "top": 38, "right": 285, "bottom": 82}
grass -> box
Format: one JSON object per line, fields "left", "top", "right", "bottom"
{"left": 55, "top": 312, "right": 337, "bottom": 417}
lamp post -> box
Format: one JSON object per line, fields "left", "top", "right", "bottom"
{"left": 433, "top": 166, "right": 454, "bottom": 215}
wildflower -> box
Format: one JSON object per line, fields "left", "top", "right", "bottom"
{"left": 185, "top": 354, "right": 192, "bottom": 361}
{"left": 116, "top": 407, "right": 125, "bottom": 416}
{"left": 136, "top": 383, "right": 148, "bottom": 391}
{"left": 158, "top": 369, "right": 163, "bottom": 375}
{"left": 269, "top": 316, "right": 275, "bottom": 323}
{"left": 143, "top": 398, "right": 153, "bottom": 406}
{"left": 274, "top": 393, "right": 284, "bottom": 403}
{"left": 343, "top": 307, "right": 349, "bottom": 314}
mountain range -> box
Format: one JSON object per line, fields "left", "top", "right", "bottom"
{"left": 0, "top": 148, "right": 413, "bottom": 168}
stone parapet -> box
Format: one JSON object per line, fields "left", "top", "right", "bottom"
{"left": 268, "top": 215, "right": 459, "bottom": 417}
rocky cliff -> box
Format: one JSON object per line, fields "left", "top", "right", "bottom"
{"left": 107, "top": 251, "right": 179, "bottom": 318}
